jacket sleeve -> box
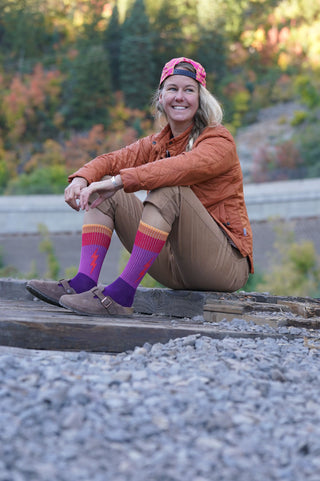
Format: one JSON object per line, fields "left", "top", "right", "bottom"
{"left": 120, "top": 128, "right": 238, "bottom": 193}
{"left": 68, "top": 135, "right": 154, "bottom": 184}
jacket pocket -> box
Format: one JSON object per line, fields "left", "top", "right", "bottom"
{"left": 213, "top": 202, "right": 229, "bottom": 228}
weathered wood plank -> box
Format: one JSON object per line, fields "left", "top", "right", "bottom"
{"left": 0, "top": 299, "right": 300, "bottom": 352}
{"left": 133, "top": 287, "right": 208, "bottom": 317}
{"left": 2, "top": 278, "right": 320, "bottom": 319}
{"left": 279, "top": 300, "right": 320, "bottom": 318}
{"left": 203, "top": 310, "right": 285, "bottom": 328}
{"left": 1, "top": 280, "right": 320, "bottom": 353}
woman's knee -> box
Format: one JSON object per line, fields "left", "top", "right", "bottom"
{"left": 144, "top": 186, "right": 181, "bottom": 226}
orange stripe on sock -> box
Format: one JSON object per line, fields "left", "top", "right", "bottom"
{"left": 82, "top": 224, "right": 112, "bottom": 237}
{"left": 138, "top": 221, "right": 169, "bottom": 242}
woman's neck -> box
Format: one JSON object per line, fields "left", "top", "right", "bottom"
{"left": 170, "top": 121, "right": 193, "bottom": 138}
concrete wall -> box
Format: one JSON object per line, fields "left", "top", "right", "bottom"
{"left": 1, "top": 179, "right": 320, "bottom": 280}
{"left": 1, "top": 178, "right": 320, "bottom": 234}
{"left": 244, "top": 178, "right": 320, "bottom": 222}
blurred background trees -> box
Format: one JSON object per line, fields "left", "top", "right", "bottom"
{"left": 0, "top": 0, "right": 319, "bottom": 194}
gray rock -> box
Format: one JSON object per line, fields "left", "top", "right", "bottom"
{"left": 1, "top": 330, "right": 320, "bottom": 481}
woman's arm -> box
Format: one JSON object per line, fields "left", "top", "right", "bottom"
{"left": 68, "top": 136, "right": 154, "bottom": 185}
{"left": 64, "top": 177, "right": 88, "bottom": 211}
{"left": 79, "top": 174, "right": 123, "bottom": 211}
{"left": 120, "top": 128, "right": 238, "bottom": 192}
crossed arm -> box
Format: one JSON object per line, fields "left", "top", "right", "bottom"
{"left": 64, "top": 175, "right": 123, "bottom": 211}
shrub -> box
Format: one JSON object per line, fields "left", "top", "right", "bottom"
{"left": 293, "top": 121, "right": 320, "bottom": 178}
{"left": 38, "top": 225, "right": 60, "bottom": 280}
{"left": 291, "top": 110, "right": 308, "bottom": 126}
{"left": 5, "top": 165, "right": 68, "bottom": 195}
{"left": 257, "top": 224, "right": 320, "bottom": 298}
{"left": 251, "top": 140, "right": 305, "bottom": 182}
{"left": 241, "top": 271, "right": 265, "bottom": 293}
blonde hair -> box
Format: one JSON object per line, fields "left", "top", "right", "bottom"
{"left": 153, "top": 61, "right": 223, "bottom": 150}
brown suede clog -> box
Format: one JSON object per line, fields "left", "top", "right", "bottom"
{"left": 26, "top": 279, "right": 76, "bottom": 307}
{"left": 59, "top": 287, "right": 133, "bottom": 318}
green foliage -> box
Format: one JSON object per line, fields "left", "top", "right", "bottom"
{"left": 294, "top": 76, "right": 320, "bottom": 109}
{"left": 5, "top": 166, "right": 68, "bottom": 195}
{"left": 104, "top": 4, "right": 122, "bottom": 92}
{"left": 0, "top": 264, "right": 21, "bottom": 278}
{"left": 0, "top": 223, "right": 81, "bottom": 280}
{"left": 64, "top": 265, "right": 78, "bottom": 280}
{"left": 0, "top": 0, "right": 56, "bottom": 73}
{"left": 0, "top": 0, "right": 320, "bottom": 194}
{"left": 150, "top": 0, "right": 185, "bottom": 78}
{"left": 62, "top": 45, "right": 112, "bottom": 129}
{"left": 0, "top": 160, "right": 10, "bottom": 194}
{"left": 241, "top": 271, "right": 265, "bottom": 293}
{"left": 231, "top": 89, "right": 251, "bottom": 129}
{"left": 0, "top": 237, "right": 39, "bottom": 278}
{"left": 38, "top": 224, "right": 60, "bottom": 280}
{"left": 257, "top": 224, "right": 320, "bottom": 298}
{"left": 0, "top": 224, "right": 61, "bottom": 279}
{"left": 291, "top": 110, "right": 308, "bottom": 126}
{"left": 120, "top": 0, "right": 154, "bottom": 109}
{"left": 195, "top": 29, "right": 227, "bottom": 92}
{"left": 293, "top": 121, "right": 320, "bottom": 178}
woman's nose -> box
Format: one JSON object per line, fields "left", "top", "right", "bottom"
{"left": 175, "top": 89, "right": 184, "bottom": 100}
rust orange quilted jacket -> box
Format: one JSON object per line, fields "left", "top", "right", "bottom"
{"left": 69, "top": 123, "right": 254, "bottom": 272}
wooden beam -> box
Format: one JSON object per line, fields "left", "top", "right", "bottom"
{"left": 0, "top": 299, "right": 299, "bottom": 352}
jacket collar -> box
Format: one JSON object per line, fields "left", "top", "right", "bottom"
{"left": 156, "top": 123, "right": 194, "bottom": 146}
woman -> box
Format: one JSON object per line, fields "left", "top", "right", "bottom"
{"left": 27, "top": 57, "right": 254, "bottom": 317}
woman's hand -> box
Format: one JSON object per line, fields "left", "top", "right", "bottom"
{"left": 64, "top": 177, "right": 88, "bottom": 211}
{"left": 79, "top": 175, "right": 123, "bottom": 211}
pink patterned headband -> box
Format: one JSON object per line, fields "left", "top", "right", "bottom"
{"left": 160, "top": 57, "right": 206, "bottom": 88}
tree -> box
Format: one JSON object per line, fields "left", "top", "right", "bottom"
{"left": 257, "top": 224, "right": 320, "bottom": 298}
{"left": 104, "top": 3, "right": 122, "bottom": 92}
{"left": 150, "top": 0, "right": 185, "bottom": 84}
{"left": 0, "top": 0, "right": 56, "bottom": 73}
{"left": 195, "top": 28, "right": 227, "bottom": 93}
{"left": 62, "top": 45, "right": 112, "bottom": 130}
{"left": 120, "top": 0, "right": 153, "bottom": 109}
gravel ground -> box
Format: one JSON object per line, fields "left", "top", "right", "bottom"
{"left": 1, "top": 319, "right": 320, "bottom": 481}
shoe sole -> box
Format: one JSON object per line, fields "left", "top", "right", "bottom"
{"left": 59, "top": 299, "right": 133, "bottom": 318}
{"left": 26, "top": 284, "right": 63, "bottom": 307}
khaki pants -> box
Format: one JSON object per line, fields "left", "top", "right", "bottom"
{"left": 96, "top": 186, "right": 249, "bottom": 292}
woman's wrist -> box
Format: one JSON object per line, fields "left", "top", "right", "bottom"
{"left": 111, "top": 174, "right": 123, "bottom": 189}
{"left": 73, "top": 176, "right": 88, "bottom": 187}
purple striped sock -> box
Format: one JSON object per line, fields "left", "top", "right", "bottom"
{"left": 69, "top": 224, "right": 112, "bottom": 293}
{"left": 103, "top": 221, "right": 168, "bottom": 306}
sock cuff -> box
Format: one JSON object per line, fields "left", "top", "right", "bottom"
{"left": 82, "top": 224, "right": 112, "bottom": 247}
{"left": 82, "top": 224, "right": 112, "bottom": 237}
{"left": 139, "top": 221, "right": 169, "bottom": 241}
{"left": 135, "top": 221, "right": 168, "bottom": 253}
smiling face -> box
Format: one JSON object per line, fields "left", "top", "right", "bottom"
{"left": 159, "top": 74, "right": 199, "bottom": 137}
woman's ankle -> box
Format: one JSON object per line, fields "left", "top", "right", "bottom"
{"left": 68, "top": 273, "right": 97, "bottom": 293}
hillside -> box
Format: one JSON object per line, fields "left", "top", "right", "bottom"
{"left": 236, "top": 101, "right": 306, "bottom": 181}
{"left": 0, "top": 0, "right": 319, "bottom": 194}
